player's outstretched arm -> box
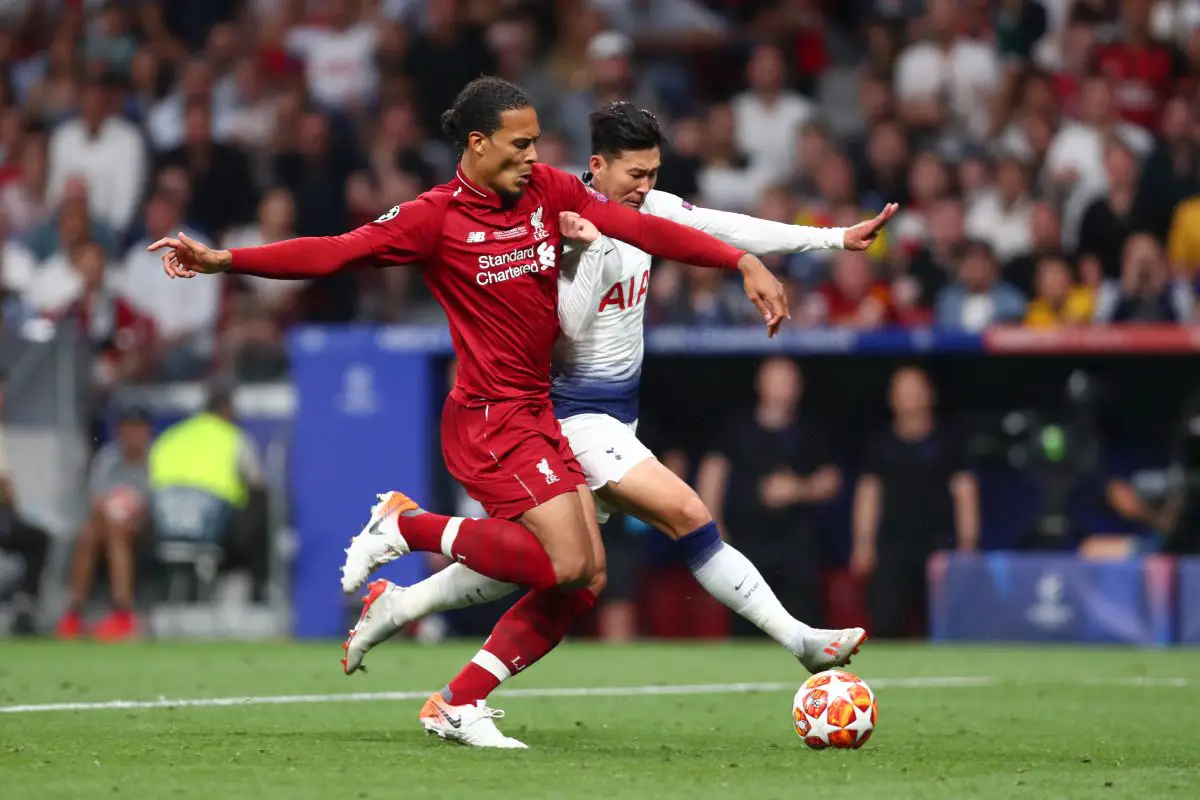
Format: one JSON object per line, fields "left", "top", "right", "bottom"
{"left": 650, "top": 191, "right": 900, "bottom": 255}
{"left": 553, "top": 169, "right": 789, "bottom": 335}
{"left": 147, "top": 200, "right": 439, "bottom": 280}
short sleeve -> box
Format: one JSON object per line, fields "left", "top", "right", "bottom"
{"left": 944, "top": 426, "right": 971, "bottom": 475}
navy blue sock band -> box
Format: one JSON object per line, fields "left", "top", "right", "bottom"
{"left": 677, "top": 521, "right": 723, "bottom": 571}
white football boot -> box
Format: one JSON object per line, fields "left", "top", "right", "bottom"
{"left": 340, "top": 491, "right": 417, "bottom": 594}
{"left": 798, "top": 627, "right": 868, "bottom": 674}
{"left": 419, "top": 692, "right": 528, "bottom": 749}
{"left": 342, "top": 579, "right": 410, "bottom": 675}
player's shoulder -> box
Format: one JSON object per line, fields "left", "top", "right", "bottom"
{"left": 373, "top": 184, "right": 455, "bottom": 226}
{"left": 644, "top": 189, "right": 693, "bottom": 215}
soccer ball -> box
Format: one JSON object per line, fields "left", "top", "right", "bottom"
{"left": 792, "top": 670, "right": 877, "bottom": 749}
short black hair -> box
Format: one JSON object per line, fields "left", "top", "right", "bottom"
{"left": 439, "top": 77, "right": 532, "bottom": 149}
{"left": 590, "top": 101, "right": 664, "bottom": 159}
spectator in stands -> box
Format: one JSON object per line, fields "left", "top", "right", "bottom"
{"left": 890, "top": 149, "right": 950, "bottom": 254}
{"left": 0, "top": 132, "right": 50, "bottom": 240}
{"left": 221, "top": 188, "right": 306, "bottom": 325}
{"left": 50, "top": 240, "right": 156, "bottom": 391}
{"left": 807, "top": 250, "right": 894, "bottom": 329}
{"left": 903, "top": 198, "right": 964, "bottom": 316}
{"left": 1134, "top": 95, "right": 1200, "bottom": 243}
{"left": 154, "top": 97, "right": 256, "bottom": 238}
{"left": 1094, "top": 0, "right": 1181, "bottom": 134}
{"left": 893, "top": 0, "right": 1001, "bottom": 139}
{"left": 401, "top": 0, "right": 497, "bottom": 138}
{"left": 148, "top": 386, "right": 268, "bottom": 602}
{"left": 121, "top": 190, "right": 218, "bottom": 380}
{"left": 1078, "top": 138, "right": 1143, "bottom": 280}
{"left": 1095, "top": 232, "right": 1194, "bottom": 322}
{"left": 27, "top": 176, "right": 117, "bottom": 262}
{"left": 934, "top": 241, "right": 1027, "bottom": 330}
{"left": 1005, "top": 201, "right": 1065, "bottom": 296}
{"left": 1024, "top": 254, "right": 1096, "bottom": 327}
{"left": 0, "top": 371, "right": 50, "bottom": 635}
{"left": 1044, "top": 75, "right": 1151, "bottom": 237}
{"left": 696, "top": 102, "right": 773, "bottom": 213}
{"left": 732, "top": 42, "right": 816, "bottom": 175}
{"left": 145, "top": 56, "right": 218, "bottom": 154}
{"left": 286, "top": 0, "right": 378, "bottom": 114}
{"left": 851, "top": 366, "right": 979, "bottom": 638}
{"left": 46, "top": 75, "right": 145, "bottom": 237}
{"left": 663, "top": 264, "right": 750, "bottom": 326}
{"left": 0, "top": 213, "right": 36, "bottom": 328}
{"left": 697, "top": 357, "right": 839, "bottom": 631}
{"left": 965, "top": 153, "right": 1035, "bottom": 264}
{"left": 57, "top": 403, "right": 153, "bottom": 640}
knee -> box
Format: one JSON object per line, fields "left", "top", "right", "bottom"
{"left": 550, "top": 548, "right": 596, "bottom": 589}
{"left": 662, "top": 491, "right": 713, "bottom": 539}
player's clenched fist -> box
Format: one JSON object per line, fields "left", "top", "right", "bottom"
{"left": 146, "top": 232, "right": 232, "bottom": 279}
{"left": 737, "top": 254, "right": 790, "bottom": 337}
{"left": 558, "top": 211, "right": 600, "bottom": 244}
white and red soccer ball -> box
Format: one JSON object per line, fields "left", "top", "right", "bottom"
{"left": 792, "top": 670, "right": 878, "bottom": 750}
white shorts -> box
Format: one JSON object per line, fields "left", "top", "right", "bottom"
{"left": 559, "top": 413, "right": 655, "bottom": 523}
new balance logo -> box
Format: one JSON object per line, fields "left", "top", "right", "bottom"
{"left": 466, "top": 231, "right": 486, "bottom": 243}
{"left": 536, "top": 458, "right": 559, "bottom": 484}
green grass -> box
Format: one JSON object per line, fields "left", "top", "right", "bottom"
{"left": 1, "top": 641, "right": 1198, "bottom": 799}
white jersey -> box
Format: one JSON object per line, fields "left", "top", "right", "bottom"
{"left": 551, "top": 187, "right": 845, "bottom": 423}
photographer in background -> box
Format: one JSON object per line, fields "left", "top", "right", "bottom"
{"left": 1095, "top": 234, "right": 1194, "bottom": 323}
{"left": 0, "top": 371, "right": 50, "bottom": 635}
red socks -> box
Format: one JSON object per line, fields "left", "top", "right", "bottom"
{"left": 446, "top": 587, "right": 597, "bottom": 705}
{"left": 396, "top": 513, "right": 558, "bottom": 589}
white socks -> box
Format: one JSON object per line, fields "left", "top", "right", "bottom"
{"left": 689, "top": 540, "right": 812, "bottom": 655}
{"left": 392, "top": 563, "right": 517, "bottom": 625}
{"left": 393, "top": 528, "right": 813, "bottom": 658}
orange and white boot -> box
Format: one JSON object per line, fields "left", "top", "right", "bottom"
{"left": 419, "top": 691, "right": 527, "bottom": 749}
{"left": 799, "top": 628, "right": 868, "bottom": 674}
{"left": 342, "top": 579, "right": 407, "bottom": 675}
{"left": 340, "top": 491, "right": 418, "bottom": 594}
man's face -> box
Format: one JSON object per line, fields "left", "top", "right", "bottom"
{"left": 1036, "top": 258, "right": 1071, "bottom": 303}
{"left": 891, "top": 369, "right": 933, "bottom": 416}
{"left": 473, "top": 106, "right": 540, "bottom": 199}
{"left": 756, "top": 357, "right": 802, "bottom": 409}
{"left": 589, "top": 147, "right": 660, "bottom": 209}
{"left": 118, "top": 419, "right": 152, "bottom": 459}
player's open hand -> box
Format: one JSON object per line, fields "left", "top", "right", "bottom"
{"left": 842, "top": 203, "right": 899, "bottom": 251}
{"left": 738, "top": 254, "right": 789, "bottom": 337}
{"left": 146, "top": 232, "right": 231, "bottom": 278}
{"left": 558, "top": 211, "right": 600, "bottom": 244}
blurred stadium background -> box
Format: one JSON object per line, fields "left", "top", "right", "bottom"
{"left": 1, "top": 0, "right": 1200, "bottom": 653}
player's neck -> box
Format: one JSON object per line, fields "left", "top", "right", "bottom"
{"left": 458, "top": 159, "right": 494, "bottom": 195}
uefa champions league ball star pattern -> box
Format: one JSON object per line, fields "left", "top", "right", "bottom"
{"left": 792, "top": 670, "right": 878, "bottom": 750}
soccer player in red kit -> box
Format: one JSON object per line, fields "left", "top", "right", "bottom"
{"left": 148, "top": 77, "right": 787, "bottom": 748}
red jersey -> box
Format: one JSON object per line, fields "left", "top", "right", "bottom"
{"left": 1094, "top": 42, "right": 1177, "bottom": 132}
{"left": 229, "top": 162, "right": 746, "bottom": 404}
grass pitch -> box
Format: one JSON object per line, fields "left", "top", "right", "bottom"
{"left": 1, "top": 640, "right": 1198, "bottom": 799}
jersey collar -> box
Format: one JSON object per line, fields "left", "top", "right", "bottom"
{"left": 452, "top": 167, "right": 502, "bottom": 209}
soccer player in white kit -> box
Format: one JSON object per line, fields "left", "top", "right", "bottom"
{"left": 342, "top": 103, "right": 897, "bottom": 693}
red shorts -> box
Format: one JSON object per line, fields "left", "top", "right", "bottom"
{"left": 441, "top": 396, "right": 586, "bottom": 520}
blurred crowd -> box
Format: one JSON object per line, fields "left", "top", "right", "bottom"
{"left": 2, "top": 0, "right": 1200, "bottom": 387}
